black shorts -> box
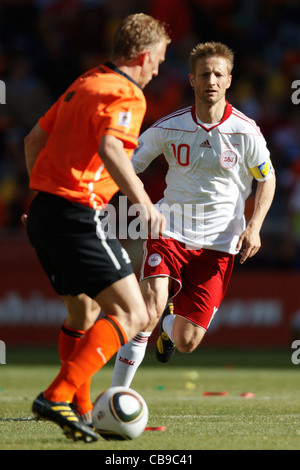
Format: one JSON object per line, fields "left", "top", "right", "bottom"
{"left": 27, "top": 192, "right": 133, "bottom": 298}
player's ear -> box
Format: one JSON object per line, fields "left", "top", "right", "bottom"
{"left": 138, "top": 50, "right": 151, "bottom": 66}
{"left": 226, "top": 75, "right": 232, "bottom": 89}
{"left": 189, "top": 73, "right": 195, "bottom": 88}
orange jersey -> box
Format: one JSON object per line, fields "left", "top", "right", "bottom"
{"left": 30, "top": 63, "right": 147, "bottom": 208}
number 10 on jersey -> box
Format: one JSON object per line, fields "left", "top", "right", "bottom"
{"left": 171, "top": 143, "right": 190, "bottom": 166}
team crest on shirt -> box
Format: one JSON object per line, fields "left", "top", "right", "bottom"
{"left": 220, "top": 150, "right": 238, "bottom": 169}
{"left": 118, "top": 111, "right": 132, "bottom": 128}
{"left": 148, "top": 253, "right": 162, "bottom": 267}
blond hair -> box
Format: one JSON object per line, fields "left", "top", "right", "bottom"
{"left": 189, "top": 42, "right": 234, "bottom": 75}
{"left": 111, "top": 13, "right": 171, "bottom": 62}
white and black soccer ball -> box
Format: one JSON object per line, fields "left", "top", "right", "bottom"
{"left": 92, "top": 386, "right": 148, "bottom": 440}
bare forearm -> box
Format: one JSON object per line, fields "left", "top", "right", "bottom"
{"left": 98, "top": 135, "right": 166, "bottom": 235}
{"left": 99, "top": 135, "right": 153, "bottom": 211}
{"left": 248, "top": 176, "right": 276, "bottom": 231}
{"left": 237, "top": 175, "right": 276, "bottom": 263}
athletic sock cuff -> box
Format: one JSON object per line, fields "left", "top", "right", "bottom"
{"left": 61, "top": 322, "right": 86, "bottom": 338}
{"left": 131, "top": 331, "right": 151, "bottom": 345}
{"left": 104, "top": 315, "right": 128, "bottom": 346}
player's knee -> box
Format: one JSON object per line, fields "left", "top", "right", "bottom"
{"left": 174, "top": 328, "right": 205, "bottom": 353}
{"left": 140, "top": 295, "right": 164, "bottom": 332}
{"left": 130, "top": 303, "right": 150, "bottom": 332}
{"left": 131, "top": 304, "right": 159, "bottom": 334}
{"left": 139, "top": 278, "right": 169, "bottom": 332}
{"left": 176, "top": 338, "right": 199, "bottom": 354}
{"left": 146, "top": 304, "right": 161, "bottom": 331}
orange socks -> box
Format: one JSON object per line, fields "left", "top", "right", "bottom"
{"left": 44, "top": 315, "right": 127, "bottom": 404}
{"left": 58, "top": 323, "right": 92, "bottom": 416}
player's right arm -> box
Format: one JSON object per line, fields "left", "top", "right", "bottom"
{"left": 24, "top": 96, "right": 61, "bottom": 176}
{"left": 132, "top": 127, "right": 164, "bottom": 174}
{"left": 98, "top": 134, "right": 165, "bottom": 236}
{"left": 22, "top": 122, "right": 49, "bottom": 228}
{"left": 24, "top": 123, "right": 49, "bottom": 176}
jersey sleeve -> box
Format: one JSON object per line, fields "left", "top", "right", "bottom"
{"left": 94, "top": 89, "right": 146, "bottom": 151}
{"left": 132, "top": 127, "right": 164, "bottom": 174}
{"left": 246, "top": 134, "right": 275, "bottom": 181}
{"left": 38, "top": 97, "right": 62, "bottom": 134}
{"left": 250, "top": 158, "right": 275, "bottom": 181}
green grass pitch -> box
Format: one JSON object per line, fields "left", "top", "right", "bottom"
{"left": 0, "top": 347, "right": 299, "bottom": 451}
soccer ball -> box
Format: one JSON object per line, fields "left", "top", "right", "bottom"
{"left": 92, "top": 386, "right": 148, "bottom": 440}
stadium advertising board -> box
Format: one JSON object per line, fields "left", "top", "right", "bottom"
{"left": 0, "top": 237, "right": 299, "bottom": 347}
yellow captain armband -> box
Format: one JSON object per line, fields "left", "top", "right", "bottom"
{"left": 250, "top": 158, "right": 274, "bottom": 180}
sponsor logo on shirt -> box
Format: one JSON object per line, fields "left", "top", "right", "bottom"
{"left": 200, "top": 140, "right": 211, "bottom": 148}
{"left": 220, "top": 150, "right": 238, "bottom": 169}
{"left": 118, "top": 111, "right": 132, "bottom": 128}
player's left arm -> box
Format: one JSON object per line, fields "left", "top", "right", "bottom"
{"left": 236, "top": 172, "right": 276, "bottom": 264}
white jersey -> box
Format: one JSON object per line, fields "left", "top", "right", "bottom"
{"left": 132, "top": 102, "right": 274, "bottom": 254}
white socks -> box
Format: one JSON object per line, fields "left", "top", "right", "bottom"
{"left": 111, "top": 331, "right": 151, "bottom": 388}
{"left": 162, "top": 313, "right": 175, "bottom": 343}
{"left": 111, "top": 313, "right": 176, "bottom": 388}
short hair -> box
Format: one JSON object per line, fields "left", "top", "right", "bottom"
{"left": 111, "top": 13, "right": 171, "bottom": 62}
{"left": 189, "top": 42, "right": 234, "bottom": 75}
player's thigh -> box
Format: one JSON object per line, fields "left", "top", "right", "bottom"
{"left": 174, "top": 249, "right": 234, "bottom": 331}
{"left": 173, "top": 315, "right": 205, "bottom": 353}
{"left": 27, "top": 192, "right": 135, "bottom": 299}
{"left": 139, "top": 276, "right": 172, "bottom": 330}
{"left": 94, "top": 273, "right": 149, "bottom": 339}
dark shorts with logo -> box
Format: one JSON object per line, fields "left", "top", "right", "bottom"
{"left": 27, "top": 192, "right": 133, "bottom": 298}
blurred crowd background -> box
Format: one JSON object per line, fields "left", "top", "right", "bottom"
{"left": 1, "top": 0, "right": 300, "bottom": 271}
